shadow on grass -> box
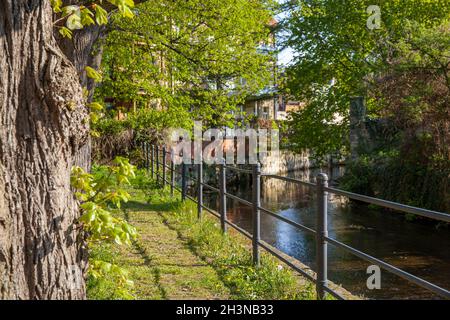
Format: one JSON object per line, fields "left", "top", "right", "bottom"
{"left": 122, "top": 201, "right": 151, "bottom": 212}
{"left": 122, "top": 206, "right": 168, "bottom": 299}
{"left": 132, "top": 238, "right": 168, "bottom": 300}
{"left": 157, "top": 212, "right": 247, "bottom": 298}
{"left": 123, "top": 199, "right": 183, "bottom": 213}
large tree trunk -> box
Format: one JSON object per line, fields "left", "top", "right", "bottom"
{"left": 0, "top": 0, "right": 89, "bottom": 299}
{"left": 58, "top": 24, "right": 106, "bottom": 172}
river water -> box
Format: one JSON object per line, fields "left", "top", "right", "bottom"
{"left": 186, "top": 166, "right": 450, "bottom": 300}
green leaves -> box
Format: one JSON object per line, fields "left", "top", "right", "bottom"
{"left": 80, "top": 8, "right": 95, "bottom": 26}
{"left": 66, "top": 11, "right": 83, "bottom": 30}
{"left": 108, "top": 0, "right": 135, "bottom": 18}
{"left": 96, "top": 0, "right": 273, "bottom": 128}
{"left": 52, "top": 1, "right": 136, "bottom": 36}
{"left": 79, "top": 202, "right": 137, "bottom": 246}
{"left": 88, "top": 101, "right": 105, "bottom": 137}
{"left": 283, "top": 0, "right": 450, "bottom": 159}
{"left": 85, "top": 66, "right": 103, "bottom": 82}
{"left": 71, "top": 166, "right": 94, "bottom": 191}
{"left": 61, "top": 6, "right": 84, "bottom": 31}
{"left": 59, "top": 27, "right": 73, "bottom": 39}
{"left": 119, "top": 5, "right": 134, "bottom": 19}
{"left": 50, "top": 0, "right": 63, "bottom": 13}
{"left": 94, "top": 5, "right": 109, "bottom": 25}
{"left": 71, "top": 158, "right": 137, "bottom": 246}
{"left": 71, "top": 159, "right": 138, "bottom": 299}
{"left": 89, "top": 259, "right": 135, "bottom": 299}
{"left": 61, "top": 5, "right": 79, "bottom": 16}
{"left": 89, "top": 102, "right": 104, "bottom": 112}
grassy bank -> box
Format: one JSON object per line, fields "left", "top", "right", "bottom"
{"left": 87, "top": 171, "right": 316, "bottom": 300}
{"left": 150, "top": 190, "right": 315, "bottom": 300}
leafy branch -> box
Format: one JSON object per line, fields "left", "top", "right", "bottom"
{"left": 51, "top": 0, "right": 135, "bottom": 39}
{"left": 71, "top": 157, "right": 138, "bottom": 298}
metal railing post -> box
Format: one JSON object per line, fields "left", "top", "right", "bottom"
{"left": 151, "top": 145, "right": 155, "bottom": 179}
{"left": 170, "top": 150, "right": 175, "bottom": 197}
{"left": 143, "top": 142, "right": 147, "bottom": 170}
{"left": 141, "top": 141, "right": 145, "bottom": 169}
{"left": 197, "top": 159, "right": 203, "bottom": 220}
{"left": 181, "top": 162, "right": 187, "bottom": 201}
{"left": 142, "top": 142, "right": 146, "bottom": 170}
{"left": 155, "top": 145, "right": 160, "bottom": 184}
{"left": 316, "top": 173, "right": 329, "bottom": 300}
{"left": 219, "top": 160, "right": 227, "bottom": 233}
{"left": 252, "top": 163, "right": 261, "bottom": 267}
{"left": 162, "top": 146, "right": 166, "bottom": 188}
{"left": 146, "top": 143, "right": 150, "bottom": 171}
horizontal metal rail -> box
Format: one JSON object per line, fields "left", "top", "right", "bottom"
{"left": 144, "top": 143, "right": 450, "bottom": 300}
{"left": 172, "top": 184, "right": 182, "bottom": 193}
{"left": 325, "top": 236, "right": 450, "bottom": 299}
{"left": 199, "top": 202, "right": 316, "bottom": 276}
{"left": 323, "top": 285, "right": 346, "bottom": 300}
{"left": 258, "top": 206, "right": 317, "bottom": 236}
{"left": 147, "top": 158, "right": 325, "bottom": 295}
{"left": 257, "top": 240, "right": 316, "bottom": 284}
{"left": 200, "top": 204, "right": 253, "bottom": 240}
{"left": 226, "top": 218, "right": 253, "bottom": 240}
{"left": 185, "top": 193, "right": 198, "bottom": 203}
{"left": 201, "top": 182, "right": 219, "bottom": 193}
{"left": 325, "top": 186, "right": 450, "bottom": 223}
{"left": 200, "top": 204, "right": 221, "bottom": 219}
{"left": 224, "top": 192, "right": 253, "bottom": 207}
{"left": 224, "top": 165, "right": 253, "bottom": 174}
{"left": 263, "top": 174, "right": 316, "bottom": 188}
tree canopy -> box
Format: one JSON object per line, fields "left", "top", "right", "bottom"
{"left": 282, "top": 0, "right": 450, "bottom": 159}
{"left": 96, "top": 0, "right": 275, "bottom": 128}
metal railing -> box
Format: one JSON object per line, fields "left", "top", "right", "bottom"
{"left": 141, "top": 142, "right": 450, "bottom": 300}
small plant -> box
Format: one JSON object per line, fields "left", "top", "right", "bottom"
{"left": 131, "top": 169, "right": 161, "bottom": 199}
{"left": 71, "top": 157, "right": 138, "bottom": 299}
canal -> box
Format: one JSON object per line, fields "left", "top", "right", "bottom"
{"left": 185, "top": 165, "right": 450, "bottom": 299}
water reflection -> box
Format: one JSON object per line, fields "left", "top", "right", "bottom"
{"left": 186, "top": 166, "right": 450, "bottom": 299}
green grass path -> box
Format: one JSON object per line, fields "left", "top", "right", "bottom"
{"left": 114, "top": 200, "right": 230, "bottom": 300}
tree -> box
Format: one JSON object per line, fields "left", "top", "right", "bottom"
{"left": 0, "top": 0, "right": 89, "bottom": 299}
{"left": 280, "top": 0, "right": 449, "bottom": 210}
{"left": 359, "top": 21, "right": 450, "bottom": 211}
{"left": 280, "top": 0, "right": 450, "bottom": 159}
{"left": 97, "top": 0, "right": 275, "bottom": 128}
{"left": 0, "top": 0, "right": 135, "bottom": 299}
{"left": 0, "top": 0, "right": 273, "bottom": 299}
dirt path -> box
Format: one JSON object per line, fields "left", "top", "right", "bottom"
{"left": 114, "top": 205, "right": 230, "bottom": 300}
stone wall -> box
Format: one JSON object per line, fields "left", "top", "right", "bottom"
{"left": 349, "top": 97, "right": 395, "bottom": 159}
{"left": 261, "top": 150, "right": 316, "bottom": 174}
{"left": 349, "top": 97, "right": 370, "bottom": 160}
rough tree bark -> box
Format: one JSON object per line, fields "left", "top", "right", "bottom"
{"left": 58, "top": 24, "right": 106, "bottom": 172}
{"left": 0, "top": 1, "right": 89, "bottom": 299}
